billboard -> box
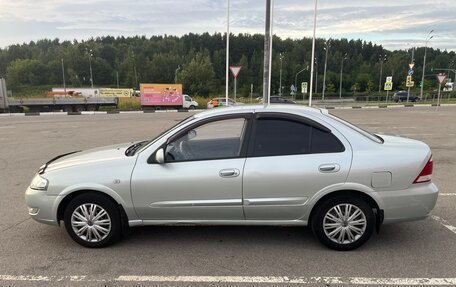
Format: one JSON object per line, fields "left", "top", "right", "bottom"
{"left": 140, "top": 84, "right": 183, "bottom": 106}
{"left": 100, "top": 88, "right": 133, "bottom": 98}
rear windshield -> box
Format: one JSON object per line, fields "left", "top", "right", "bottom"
{"left": 327, "top": 114, "right": 383, "bottom": 144}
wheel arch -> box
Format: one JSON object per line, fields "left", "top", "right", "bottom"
{"left": 308, "top": 189, "right": 382, "bottom": 228}
{"left": 56, "top": 189, "right": 129, "bottom": 234}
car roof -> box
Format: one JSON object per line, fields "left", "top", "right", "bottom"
{"left": 194, "top": 104, "right": 327, "bottom": 119}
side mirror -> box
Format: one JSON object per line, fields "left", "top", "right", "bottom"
{"left": 188, "top": 129, "right": 197, "bottom": 140}
{"left": 155, "top": 148, "right": 165, "bottom": 164}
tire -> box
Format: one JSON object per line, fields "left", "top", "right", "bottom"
{"left": 189, "top": 105, "right": 196, "bottom": 110}
{"left": 63, "top": 193, "right": 121, "bottom": 248}
{"left": 311, "top": 196, "right": 375, "bottom": 251}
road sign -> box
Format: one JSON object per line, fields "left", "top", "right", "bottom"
{"left": 229, "top": 66, "right": 242, "bottom": 78}
{"left": 437, "top": 73, "right": 447, "bottom": 84}
{"left": 408, "top": 69, "right": 414, "bottom": 76}
{"left": 301, "top": 82, "right": 308, "bottom": 93}
{"left": 384, "top": 82, "right": 393, "bottom": 91}
{"left": 409, "top": 63, "right": 415, "bottom": 70}
{"left": 386, "top": 76, "right": 393, "bottom": 82}
{"left": 406, "top": 76, "right": 414, "bottom": 87}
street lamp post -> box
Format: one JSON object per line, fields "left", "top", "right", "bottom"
{"left": 86, "top": 48, "right": 94, "bottom": 89}
{"left": 421, "top": 30, "right": 434, "bottom": 99}
{"left": 378, "top": 54, "right": 387, "bottom": 93}
{"left": 339, "top": 53, "right": 348, "bottom": 99}
{"left": 314, "top": 57, "right": 318, "bottom": 95}
{"left": 322, "top": 40, "right": 330, "bottom": 100}
{"left": 174, "top": 65, "right": 181, "bottom": 83}
{"left": 279, "top": 53, "right": 284, "bottom": 96}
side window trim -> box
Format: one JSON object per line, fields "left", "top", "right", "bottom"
{"left": 255, "top": 112, "right": 330, "bottom": 132}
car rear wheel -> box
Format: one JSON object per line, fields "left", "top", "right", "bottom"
{"left": 311, "top": 196, "right": 374, "bottom": 251}
{"left": 63, "top": 193, "right": 121, "bottom": 248}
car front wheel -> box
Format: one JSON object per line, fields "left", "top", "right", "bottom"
{"left": 311, "top": 196, "right": 374, "bottom": 251}
{"left": 63, "top": 193, "right": 121, "bottom": 248}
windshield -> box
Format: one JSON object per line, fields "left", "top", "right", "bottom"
{"left": 327, "top": 114, "right": 383, "bottom": 144}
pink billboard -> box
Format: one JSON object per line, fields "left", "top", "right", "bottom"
{"left": 140, "top": 84, "right": 183, "bottom": 106}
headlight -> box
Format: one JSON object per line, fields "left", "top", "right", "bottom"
{"left": 30, "top": 174, "right": 49, "bottom": 190}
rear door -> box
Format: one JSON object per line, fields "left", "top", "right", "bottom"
{"left": 242, "top": 113, "right": 352, "bottom": 220}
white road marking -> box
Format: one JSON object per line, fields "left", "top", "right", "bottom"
{"left": 440, "top": 193, "right": 456, "bottom": 196}
{"left": 1, "top": 275, "right": 456, "bottom": 285}
{"left": 432, "top": 215, "right": 456, "bottom": 234}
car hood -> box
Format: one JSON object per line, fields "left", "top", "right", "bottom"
{"left": 42, "top": 142, "right": 138, "bottom": 173}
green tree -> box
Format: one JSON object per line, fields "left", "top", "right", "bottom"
{"left": 180, "top": 52, "right": 215, "bottom": 96}
{"left": 6, "top": 59, "right": 48, "bottom": 88}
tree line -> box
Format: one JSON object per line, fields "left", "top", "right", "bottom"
{"left": 0, "top": 33, "right": 454, "bottom": 98}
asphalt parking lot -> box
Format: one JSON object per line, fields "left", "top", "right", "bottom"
{"left": 0, "top": 106, "right": 455, "bottom": 286}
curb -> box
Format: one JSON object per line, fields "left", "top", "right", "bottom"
{"left": 0, "top": 104, "right": 453, "bottom": 117}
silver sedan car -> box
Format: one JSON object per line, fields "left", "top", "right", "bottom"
{"left": 25, "top": 105, "right": 438, "bottom": 250}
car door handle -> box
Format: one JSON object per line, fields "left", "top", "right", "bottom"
{"left": 319, "top": 164, "right": 340, "bottom": 173}
{"left": 219, "top": 169, "right": 240, "bottom": 178}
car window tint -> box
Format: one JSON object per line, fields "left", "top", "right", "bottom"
{"left": 311, "top": 128, "right": 345, "bottom": 153}
{"left": 253, "top": 117, "right": 345, "bottom": 157}
{"left": 253, "top": 118, "right": 311, "bottom": 157}
{"left": 166, "top": 118, "right": 247, "bottom": 162}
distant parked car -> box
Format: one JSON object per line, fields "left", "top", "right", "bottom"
{"left": 259, "top": 96, "right": 297, "bottom": 104}
{"left": 392, "top": 91, "right": 420, "bottom": 102}
{"left": 207, "top": 98, "right": 238, "bottom": 109}
{"left": 26, "top": 105, "right": 438, "bottom": 250}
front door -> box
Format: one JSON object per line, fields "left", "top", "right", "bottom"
{"left": 131, "top": 115, "right": 251, "bottom": 220}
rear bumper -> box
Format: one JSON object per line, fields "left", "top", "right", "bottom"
{"left": 378, "top": 182, "right": 438, "bottom": 224}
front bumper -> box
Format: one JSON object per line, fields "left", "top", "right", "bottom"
{"left": 25, "top": 186, "right": 61, "bottom": 226}
{"left": 378, "top": 182, "right": 439, "bottom": 224}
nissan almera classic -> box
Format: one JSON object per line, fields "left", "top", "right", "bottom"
{"left": 25, "top": 105, "right": 438, "bottom": 250}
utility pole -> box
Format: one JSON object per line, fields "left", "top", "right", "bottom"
{"left": 378, "top": 54, "right": 387, "bottom": 93}
{"left": 407, "top": 48, "right": 415, "bottom": 102}
{"left": 263, "top": 0, "right": 274, "bottom": 104}
{"left": 421, "top": 30, "right": 434, "bottom": 99}
{"left": 225, "top": 0, "right": 230, "bottom": 106}
{"left": 322, "top": 40, "right": 330, "bottom": 100}
{"left": 314, "top": 57, "right": 318, "bottom": 95}
{"left": 279, "top": 53, "right": 284, "bottom": 96}
{"left": 308, "top": 0, "right": 318, "bottom": 107}
{"left": 116, "top": 71, "right": 119, "bottom": 88}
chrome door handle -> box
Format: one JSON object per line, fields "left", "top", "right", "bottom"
{"left": 319, "top": 164, "right": 340, "bottom": 173}
{"left": 219, "top": 169, "right": 240, "bottom": 178}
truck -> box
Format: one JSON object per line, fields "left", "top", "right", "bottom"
{"left": 140, "top": 83, "right": 198, "bottom": 110}
{"left": 0, "top": 79, "right": 118, "bottom": 113}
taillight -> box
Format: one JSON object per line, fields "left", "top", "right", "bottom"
{"left": 413, "top": 156, "right": 433, "bottom": 184}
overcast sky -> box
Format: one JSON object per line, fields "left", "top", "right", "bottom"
{"left": 0, "top": 0, "right": 455, "bottom": 51}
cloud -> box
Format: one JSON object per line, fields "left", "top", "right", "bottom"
{"left": 0, "top": 0, "right": 454, "bottom": 51}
